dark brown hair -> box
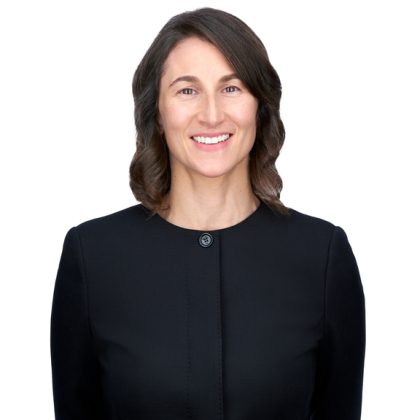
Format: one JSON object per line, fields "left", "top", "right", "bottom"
{"left": 130, "top": 7, "right": 290, "bottom": 217}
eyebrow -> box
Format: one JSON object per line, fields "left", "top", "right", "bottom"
{"left": 168, "top": 73, "right": 241, "bottom": 88}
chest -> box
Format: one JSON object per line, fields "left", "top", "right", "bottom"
{"left": 86, "top": 232, "right": 325, "bottom": 419}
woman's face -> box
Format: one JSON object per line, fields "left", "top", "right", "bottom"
{"left": 158, "top": 36, "right": 259, "bottom": 178}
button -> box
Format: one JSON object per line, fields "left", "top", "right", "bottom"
{"left": 198, "top": 232, "right": 213, "bottom": 248}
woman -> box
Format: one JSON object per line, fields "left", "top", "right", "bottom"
{"left": 50, "top": 7, "right": 366, "bottom": 420}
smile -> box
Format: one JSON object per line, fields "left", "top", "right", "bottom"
{"left": 191, "top": 134, "right": 231, "bottom": 144}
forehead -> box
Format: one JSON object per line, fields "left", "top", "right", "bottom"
{"left": 161, "top": 37, "right": 235, "bottom": 79}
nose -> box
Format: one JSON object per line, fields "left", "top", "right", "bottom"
{"left": 197, "top": 93, "right": 224, "bottom": 127}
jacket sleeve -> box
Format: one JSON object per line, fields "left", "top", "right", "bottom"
{"left": 312, "top": 226, "right": 366, "bottom": 420}
{"left": 50, "top": 226, "right": 106, "bottom": 419}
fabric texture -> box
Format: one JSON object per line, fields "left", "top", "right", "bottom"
{"left": 50, "top": 201, "right": 366, "bottom": 420}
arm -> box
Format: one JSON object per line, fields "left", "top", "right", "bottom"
{"left": 50, "top": 227, "right": 106, "bottom": 419}
{"left": 312, "top": 226, "right": 366, "bottom": 419}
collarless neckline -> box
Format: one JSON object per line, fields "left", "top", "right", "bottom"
{"left": 143, "top": 200, "right": 266, "bottom": 235}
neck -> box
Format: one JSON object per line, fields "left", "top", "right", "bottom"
{"left": 158, "top": 166, "right": 260, "bottom": 231}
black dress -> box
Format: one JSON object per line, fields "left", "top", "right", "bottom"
{"left": 50, "top": 201, "right": 366, "bottom": 419}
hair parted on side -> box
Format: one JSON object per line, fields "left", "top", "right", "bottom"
{"left": 129, "top": 7, "right": 291, "bottom": 218}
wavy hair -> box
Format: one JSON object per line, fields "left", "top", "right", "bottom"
{"left": 130, "top": 7, "right": 290, "bottom": 217}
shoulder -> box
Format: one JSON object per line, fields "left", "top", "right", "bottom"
{"left": 272, "top": 206, "right": 338, "bottom": 239}
{"left": 264, "top": 206, "right": 356, "bottom": 269}
{"left": 69, "top": 203, "right": 150, "bottom": 242}
{"left": 286, "top": 207, "right": 336, "bottom": 228}
{"left": 277, "top": 207, "right": 355, "bottom": 257}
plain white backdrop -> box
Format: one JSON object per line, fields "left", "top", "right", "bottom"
{"left": 0, "top": 0, "right": 419, "bottom": 418}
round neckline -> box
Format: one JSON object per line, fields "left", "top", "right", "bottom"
{"left": 145, "top": 200, "right": 265, "bottom": 235}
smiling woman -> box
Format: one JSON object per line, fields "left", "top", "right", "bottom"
{"left": 129, "top": 7, "right": 289, "bottom": 226}
{"left": 51, "top": 7, "right": 366, "bottom": 420}
{"left": 157, "top": 37, "right": 259, "bottom": 186}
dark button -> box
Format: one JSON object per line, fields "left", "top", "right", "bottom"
{"left": 198, "top": 232, "right": 213, "bottom": 248}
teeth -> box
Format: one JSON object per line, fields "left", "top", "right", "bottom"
{"left": 192, "top": 134, "right": 231, "bottom": 144}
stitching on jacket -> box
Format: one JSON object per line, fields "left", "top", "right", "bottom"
{"left": 74, "top": 226, "right": 99, "bottom": 354}
{"left": 216, "top": 234, "right": 224, "bottom": 420}
{"left": 323, "top": 225, "right": 336, "bottom": 341}
{"left": 185, "top": 247, "right": 192, "bottom": 420}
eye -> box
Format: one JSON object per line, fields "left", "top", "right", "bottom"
{"left": 224, "top": 85, "right": 240, "bottom": 93}
{"left": 178, "top": 88, "right": 196, "bottom": 95}
{"left": 177, "top": 86, "right": 241, "bottom": 96}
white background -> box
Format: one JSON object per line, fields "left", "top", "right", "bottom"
{"left": 0, "top": 1, "right": 419, "bottom": 419}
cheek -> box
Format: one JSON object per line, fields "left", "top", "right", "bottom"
{"left": 160, "top": 102, "right": 191, "bottom": 132}
{"left": 230, "top": 99, "right": 258, "bottom": 130}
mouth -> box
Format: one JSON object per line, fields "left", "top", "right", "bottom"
{"left": 190, "top": 133, "right": 233, "bottom": 145}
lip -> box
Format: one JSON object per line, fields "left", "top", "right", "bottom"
{"left": 190, "top": 133, "right": 233, "bottom": 151}
{"left": 190, "top": 132, "right": 232, "bottom": 138}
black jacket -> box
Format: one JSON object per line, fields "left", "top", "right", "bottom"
{"left": 50, "top": 201, "right": 366, "bottom": 420}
